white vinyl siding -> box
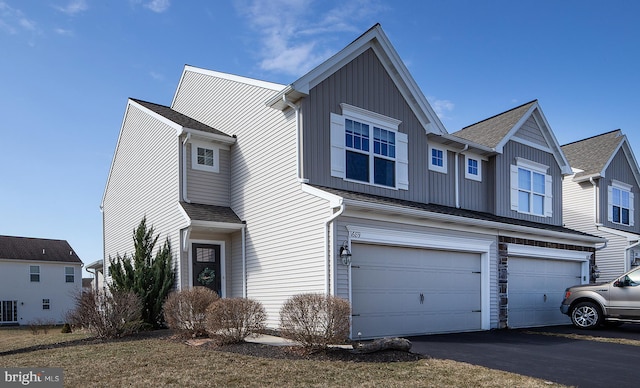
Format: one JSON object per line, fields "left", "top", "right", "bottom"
{"left": 186, "top": 144, "right": 230, "bottom": 206}
{"left": 172, "top": 69, "right": 330, "bottom": 326}
{"left": 102, "top": 103, "right": 185, "bottom": 288}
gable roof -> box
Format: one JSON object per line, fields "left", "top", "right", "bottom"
{"left": 179, "top": 202, "right": 244, "bottom": 232}
{"left": 267, "top": 23, "right": 447, "bottom": 135}
{"left": 0, "top": 236, "right": 83, "bottom": 264}
{"left": 561, "top": 129, "right": 640, "bottom": 184}
{"left": 453, "top": 100, "right": 572, "bottom": 174}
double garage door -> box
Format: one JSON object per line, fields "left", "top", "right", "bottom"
{"left": 508, "top": 257, "right": 583, "bottom": 328}
{"left": 351, "top": 244, "right": 482, "bottom": 339}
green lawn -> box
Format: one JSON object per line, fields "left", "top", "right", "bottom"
{"left": 0, "top": 327, "right": 569, "bottom": 387}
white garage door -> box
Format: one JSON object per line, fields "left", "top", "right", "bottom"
{"left": 508, "top": 257, "right": 583, "bottom": 328}
{"left": 351, "top": 244, "right": 482, "bottom": 339}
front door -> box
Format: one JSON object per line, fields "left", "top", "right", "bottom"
{"left": 192, "top": 244, "right": 222, "bottom": 296}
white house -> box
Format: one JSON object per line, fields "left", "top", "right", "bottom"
{"left": 102, "top": 24, "right": 603, "bottom": 338}
{"left": 0, "top": 235, "right": 83, "bottom": 325}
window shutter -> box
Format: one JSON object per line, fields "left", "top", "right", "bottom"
{"left": 510, "top": 165, "right": 519, "bottom": 211}
{"left": 607, "top": 185, "right": 613, "bottom": 222}
{"left": 397, "top": 132, "right": 409, "bottom": 190}
{"left": 630, "top": 191, "right": 635, "bottom": 227}
{"left": 330, "top": 113, "right": 345, "bottom": 178}
{"left": 544, "top": 174, "right": 553, "bottom": 217}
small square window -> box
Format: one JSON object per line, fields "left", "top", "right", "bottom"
{"left": 465, "top": 155, "right": 482, "bottom": 181}
{"left": 65, "top": 267, "right": 75, "bottom": 283}
{"left": 42, "top": 299, "right": 50, "bottom": 310}
{"left": 428, "top": 145, "right": 447, "bottom": 173}
{"left": 191, "top": 140, "right": 220, "bottom": 173}
{"left": 30, "top": 266, "right": 40, "bottom": 282}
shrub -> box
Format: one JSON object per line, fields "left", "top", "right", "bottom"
{"left": 27, "top": 318, "right": 55, "bottom": 335}
{"left": 163, "top": 287, "right": 219, "bottom": 337}
{"left": 206, "top": 298, "right": 266, "bottom": 344}
{"left": 65, "top": 290, "right": 143, "bottom": 339}
{"left": 61, "top": 323, "right": 72, "bottom": 333}
{"left": 279, "top": 293, "right": 351, "bottom": 349}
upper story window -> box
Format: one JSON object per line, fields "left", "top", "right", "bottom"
{"left": 65, "top": 267, "right": 75, "bottom": 283}
{"left": 191, "top": 140, "right": 220, "bottom": 173}
{"left": 465, "top": 155, "right": 482, "bottom": 181}
{"left": 331, "top": 104, "right": 408, "bottom": 190}
{"left": 30, "top": 265, "right": 40, "bottom": 282}
{"left": 510, "top": 158, "right": 552, "bottom": 217}
{"left": 609, "top": 180, "right": 634, "bottom": 226}
{"left": 428, "top": 145, "right": 447, "bottom": 174}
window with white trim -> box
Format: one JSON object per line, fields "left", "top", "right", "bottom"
{"left": 30, "top": 265, "right": 40, "bottom": 282}
{"left": 330, "top": 104, "right": 408, "bottom": 189}
{"left": 608, "top": 181, "right": 634, "bottom": 226}
{"left": 191, "top": 140, "right": 219, "bottom": 173}
{"left": 65, "top": 267, "right": 75, "bottom": 283}
{"left": 428, "top": 145, "right": 447, "bottom": 173}
{"left": 465, "top": 155, "right": 482, "bottom": 181}
{"left": 510, "top": 158, "right": 552, "bottom": 217}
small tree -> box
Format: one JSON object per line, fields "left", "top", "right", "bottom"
{"left": 109, "top": 217, "right": 175, "bottom": 328}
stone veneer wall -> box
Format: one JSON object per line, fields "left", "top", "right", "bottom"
{"left": 497, "top": 236, "right": 596, "bottom": 328}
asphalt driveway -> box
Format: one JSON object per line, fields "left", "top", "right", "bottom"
{"left": 409, "top": 324, "right": 640, "bottom": 388}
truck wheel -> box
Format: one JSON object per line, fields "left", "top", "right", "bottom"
{"left": 571, "top": 301, "right": 602, "bottom": 329}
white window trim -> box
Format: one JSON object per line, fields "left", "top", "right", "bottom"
{"left": 428, "top": 144, "right": 447, "bottom": 174}
{"left": 190, "top": 139, "right": 220, "bottom": 173}
{"left": 188, "top": 239, "right": 226, "bottom": 298}
{"left": 510, "top": 158, "right": 552, "bottom": 217}
{"left": 30, "top": 265, "right": 40, "bottom": 282}
{"left": 65, "top": 266, "right": 75, "bottom": 283}
{"left": 464, "top": 155, "right": 482, "bottom": 181}
{"left": 331, "top": 105, "right": 408, "bottom": 190}
{"left": 608, "top": 180, "right": 635, "bottom": 226}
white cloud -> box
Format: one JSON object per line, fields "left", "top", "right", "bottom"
{"left": 430, "top": 98, "right": 455, "bottom": 120}
{"left": 55, "top": 0, "right": 88, "bottom": 16}
{"left": 0, "top": 3, "right": 38, "bottom": 37}
{"left": 149, "top": 71, "right": 164, "bottom": 80}
{"left": 54, "top": 28, "right": 74, "bottom": 36}
{"left": 144, "top": 0, "right": 170, "bottom": 13}
{"left": 235, "top": 0, "right": 385, "bottom": 77}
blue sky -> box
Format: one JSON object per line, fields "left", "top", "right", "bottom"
{"left": 1, "top": 0, "right": 639, "bottom": 274}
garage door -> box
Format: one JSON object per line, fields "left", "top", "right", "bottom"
{"left": 351, "top": 244, "right": 482, "bottom": 339}
{"left": 508, "top": 257, "right": 583, "bottom": 328}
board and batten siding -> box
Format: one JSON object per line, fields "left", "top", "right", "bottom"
{"left": 103, "top": 103, "right": 187, "bottom": 288}
{"left": 302, "top": 48, "right": 429, "bottom": 204}
{"left": 458, "top": 156, "right": 490, "bottom": 212}
{"left": 494, "top": 141, "right": 563, "bottom": 226}
{"left": 428, "top": 150, "right": 456, "bottom": 207}
{"left": 513, "top": 116, "right": 547, "bottom": 147}
{"left": 185, "top": 144, "right": 230, "bottom": 206}
{"left": 334, "top": 216, "right": 500, "bottom": 330}
{"left": 600, "top": 148, "right": 640, "bottom": 232}
{"left": 172, "top": 69, "right": 334, "bottom": 326}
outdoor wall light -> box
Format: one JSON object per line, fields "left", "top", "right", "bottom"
{"left": 339, "top": 241, "right": 352, "bottom": 265}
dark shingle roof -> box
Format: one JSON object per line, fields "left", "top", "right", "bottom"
{"left": 131, "top": 99, "right": 232, "bottom": 138}
{"left": 314, "top": 186, "right": 598, "bottom": 239}
{"left": 0, "top": 236, "right": 83, "bottom": 263}
{"left": 180, "top": 202, "right": 242, "bottom": 224}
{"left": 561, "top": 130, "right": 624, "bottom": 180}
{"left": 453, "top": 100, "right": 537, "bottom": 148}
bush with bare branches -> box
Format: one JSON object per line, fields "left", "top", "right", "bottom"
{"left": 206, "top": 298, "right": 266, "bottom": 344}
{"left": 279, "top": 293, "right": 351, "bottom": 349}
{"left": 163, "top": 287, "right": 219, "bottom": 337}
{"left": 65, "top": 290, "right": 143, "bottom": 339}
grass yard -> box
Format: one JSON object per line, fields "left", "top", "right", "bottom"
{"left": 0, "top": 327, "right": 569, "bottom": 387}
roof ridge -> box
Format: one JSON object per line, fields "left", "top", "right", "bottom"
{"left": 561, "top": 129, "right": 622, "bottom": 147}
{"left": 460, "top": 99, "right": 538, "bottom": 130}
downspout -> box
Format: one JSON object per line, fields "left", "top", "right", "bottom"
{"left": 590, "top": 177, "right": 599, "bottom": 225}
{"left": 324, "top": 202, "right": 345, "bottom": 295}
{"left": 283, "top": 95, "right": 308, "bottom": 183}
{"left": 86, "top": 265, "right": 98, "bottom": 292}
{"left": 241, "top": 222, "right": 247, "bottom": 298}
{"left": 181, "top": 133, "right": 191, "bottom": 203}
{"left": 455, "top": 145, "right": 469, "bottom": 208}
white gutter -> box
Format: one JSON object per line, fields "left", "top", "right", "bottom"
{"left": 181, "top": 133, "right": 191, "bottom": 203}
{"left": 455, "top": 145, "right": 469, "bottom": 208}
{"left": 241, "top": 223, "right": 247, "bottom": 298}
{"left": 283, "top": 95, "right": 308, "bottom": 183}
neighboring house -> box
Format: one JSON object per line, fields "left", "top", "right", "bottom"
{"left": 84, "top": 259, "right": 105, "bottom": 292}
{"left": 561, "top": 130, "right": 640, "bottom": 281}
{"left": 0, "top": 235, "right": 83, "bottom": 325}
{"left": 102, "top": 24, "right": 603, "bottom": 338}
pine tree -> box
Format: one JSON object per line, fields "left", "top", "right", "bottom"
{"left": 108, "top": 217, "right": 175, "bottom": 328}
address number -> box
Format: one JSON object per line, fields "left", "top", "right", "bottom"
{"left": 350, "top": 232, "right": 361, "bottom": 238}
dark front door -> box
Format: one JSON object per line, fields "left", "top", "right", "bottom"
{"left": 192, "top": 243, "right": 221, "bottom": 296}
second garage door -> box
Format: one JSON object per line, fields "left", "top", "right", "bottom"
{"left": 508, "top": 257, "right": 583, "bottom": 328}
{"left": 351, "top": 244, "right": 482, "bottom": 338}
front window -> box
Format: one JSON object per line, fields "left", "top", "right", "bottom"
{"left": 510, "top": 158, "right": 551, "bottom": 217}
{"left": 609, "top": 181, "right": 634, "bottom": 226}
{"left": 65, "top": 267, "right": 75, "bottom": 283}
{"left": 30, "top": 265, "right": 40, "bottom": 282}
{"left": 345, "top": 118, "right": 396, "bottom": 187}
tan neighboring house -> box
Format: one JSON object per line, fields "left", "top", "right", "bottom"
{"left": 102, "top": 24, "right": 603, "bottom": 338}
{"left": 562, "top": 130, "right": 640, "bottom": 281}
